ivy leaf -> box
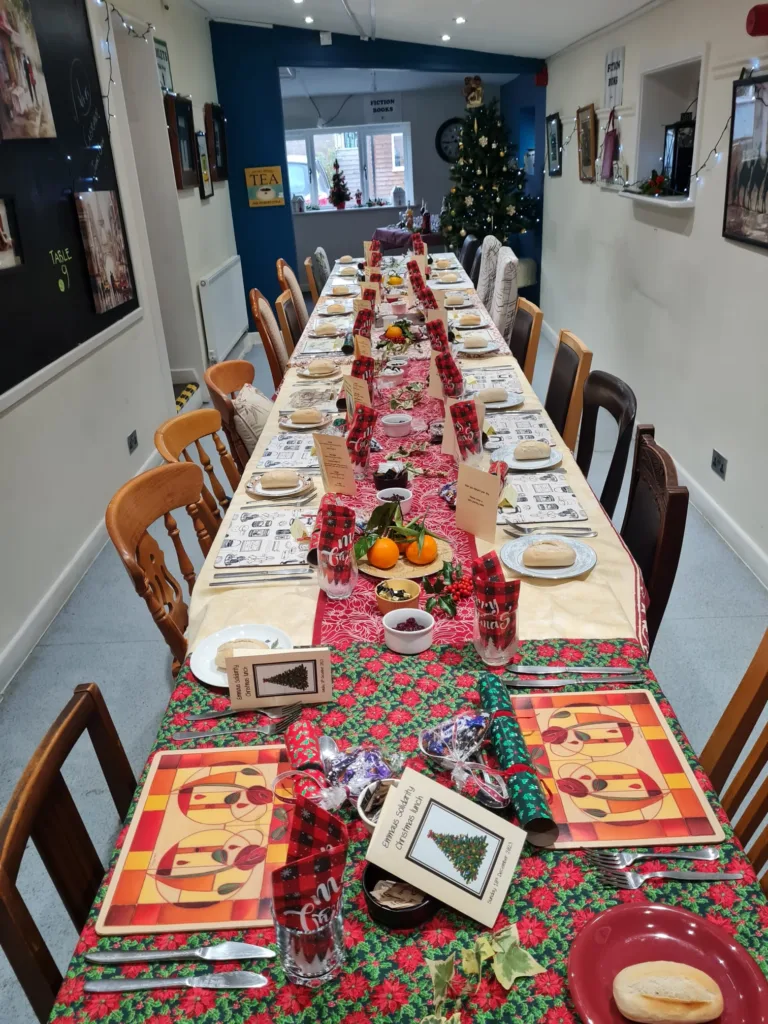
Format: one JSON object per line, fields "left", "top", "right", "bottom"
{"left": 273, "top": 807, "right": 289, "bottom": 821}
{"left": 491, "top": 924, "right": 519, "bottom": 952}
{"left": 492, "top": 944, "right": 545, "bottom": 990}
{"left": 426, "top": 956, "right": 455, "bottom": 1012}
{"left": 475, "top": 934, "right": 496, "bottom": 963}
{"left": 461, "top": 947, "right": 480, "bottom": 978}
{"left": 217, "top": 882, "right": 241, "bottom": 896}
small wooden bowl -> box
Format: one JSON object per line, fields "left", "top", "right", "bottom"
{"left": 375, "top": 578, "right": 421, "bottom": 615}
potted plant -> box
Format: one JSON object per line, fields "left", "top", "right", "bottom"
{"left": 329, "top": 160, "right": 351, "bottom": 210}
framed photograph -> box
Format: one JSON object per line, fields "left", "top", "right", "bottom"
{"left": 74, "top": 191, "right": 134, "bottom": 314}
{"left": 577, "top": 103, "right": 597, "bottom": 182}
{"left": 154, "top": 37, "right": 173, "bottom": 92}
{"left": 164, "top": 93, "right": 198, "bottom": 190}
{"left": 0, "top": 0, "right": 56, "bottom": 139}
{"left": 723, "top": 73, "right": 768, "bottom": 250}
{"left": 0, "top": 198, "right": 22, "bottom": 270}
{"left": 204, "top": 102, "right": 228, "bottom": 181}
{"left": 546, "top": 113, "right": 563, "bottom": 176}
{"left": 196, "top": 131, "right": 214, "bottom": 199}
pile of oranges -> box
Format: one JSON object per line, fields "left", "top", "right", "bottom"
{"left": 367, "top": 533, "right": 439, "bottom": 569}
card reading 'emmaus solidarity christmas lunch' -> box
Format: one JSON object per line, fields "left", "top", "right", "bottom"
{"left": 366, "top": 767, "right": 527, "bottom": 927}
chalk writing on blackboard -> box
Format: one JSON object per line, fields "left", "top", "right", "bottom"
{"left": 50, "top": 248, "right": 74, "bottom": 292}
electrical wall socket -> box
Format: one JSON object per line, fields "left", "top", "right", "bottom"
{"left": 127, "top": 430, "right": 138, "bottom": 455}
{"left": 711, "top": 449, "right": 727, "bottom": 480}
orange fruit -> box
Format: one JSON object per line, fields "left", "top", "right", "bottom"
{"left": 368, "top": 537, "right": 400, "bottom": 570}
{"left": 405, "top": 535, "right": 438, "bottom": 566}
{"left": 396, "top": 539, "right": 410, "bottom": 555}
{"left": 384, "top": 325, "right": 404, "bottom": 340}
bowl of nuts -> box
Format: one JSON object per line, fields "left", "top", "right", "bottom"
{"left": 382, "top": 608, "right": 435, "bottom": 655}
{"left": 375, "top": 578, "right": 421, "bottom": 615}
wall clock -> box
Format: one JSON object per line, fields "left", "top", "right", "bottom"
{"left": 435, "top": 118, "right": 463, "bottom": 163}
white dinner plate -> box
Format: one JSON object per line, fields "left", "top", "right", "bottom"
{"left": 500, "top": 535, "right": 597, "bottom": 580}
{"left": 449, "top": 316, "right": 491, "bottom": 329}
{"left": 504, "top": 448, "right": 563, "bottom": 471}
{"left": 329, "top": 285, "right": 359, "bottom": 296}
{"left": 468, "top": 390, "right": 525, "bottom": 411}
{"left": 296, "top": 367, "right": 343, "bottom": 381}
{"left": 278, "top": 413, "right": 332, "bottom": 432}
{"left": 442, "top": 299, "right": 475, "bottom": 310}
{"left": 191, "top": 623, "right": 293, "bottom": 689}
{"left": 455, "top": 341, "right": 501, "bottom": 356}
{"left": 247, "top": 475, "right": 313, "bottom": 498}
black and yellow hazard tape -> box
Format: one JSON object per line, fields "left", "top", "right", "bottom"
{"left": 174, "top": 382, "right": 199, "bottom": 411}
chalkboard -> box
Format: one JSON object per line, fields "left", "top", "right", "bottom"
{"left": 0, "top": 0, "right": 138, "bottom": 397}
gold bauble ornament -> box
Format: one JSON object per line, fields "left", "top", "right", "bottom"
{"left": 460, "top": 229, "right": 466, "bottom": 237}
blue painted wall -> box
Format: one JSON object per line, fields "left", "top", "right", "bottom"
{"left": 210, "top": 22, "right": 543, "bottom": 317}
{"left": 500, "top": 74, "right": 546, "bottom": 305}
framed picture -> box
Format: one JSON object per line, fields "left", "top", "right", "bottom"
{"left": 154, "top": 37, "right": 173, "bottom": 92}
{"left": 164, "top": 93, "right": 198, "bottom": 190}
{"left": 0, "top": 0, "right": 56, "bottom": 139}
{"left": 546, "top": 113, "right": 562, "bottom": 176}
{"left": 723, "top": 73, "right": 768, "bottom": 250}
{"left": 204, "top": 102, "right": 228, "bottom": 181}
{"left": 74, "top": 191, "right": 134, "bottom": 314}
{"left": 577, "top": 104, "right": 597, "bottom": 182}
{"left": 196, "top": 131, "right": 214, "bottom": 199}
{"left": 0, "top": 198, "right": 23, "bottom": 271}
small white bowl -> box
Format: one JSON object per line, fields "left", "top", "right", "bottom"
{"left": 378, "top": 368, "right": 404, "bottom": 387}
{"left": 382, "top": 413, "right": 412, "bottom": 437}
{"left": 357, "top": 778, "right": 399, "bottom": 833}
{"left": 391, "top": 300, "right": 407, "bottom": 315}
{"left": 377, "top": 487, "right": 413, "bottom": 514}
{"left": 383, "top": 608, "right": 435, "bottom": 655}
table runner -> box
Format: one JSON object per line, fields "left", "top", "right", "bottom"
{"left": 50, "top": 640, "right": 768, "bottom": 1024}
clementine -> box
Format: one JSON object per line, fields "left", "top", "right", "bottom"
{"left": 384, "top": 325, "right": 404, "bottom": 340}
{"left": 367, "top": 537, "right": 400, "bottom": 570}
{"left": 405, "top": 535, "right": 438, "bottom": 566}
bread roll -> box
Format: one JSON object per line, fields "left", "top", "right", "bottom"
{"left": 464, "top": 334, "right": 489, "bottom": 349}
{"left": 291, "top": 409, "right": 323, "bottom": 425}
{"left": 444, "top": 293, "right": 463, "bottom": 306}
{"left": 439, "top": 272, "right": 459, "bottom": 282}
{"left": 612, "top": 962, "right": 723, "bottom": 1024}
{"left": 260, "top": 469, "right": 300, "bottom": 489}
{"left": 523, "top": 540, "right": 576, "bottom": 568}
{"left": 308, "top": 359, "right": 334, "bottom": 376}
{"left": 435, "top": 258, "right": 452, "bottom": 269}
{"left": 215, "top": 639, "right": 269, "bottom": 670}
{"left": 514, "top": 440, "right": 550, "bottom": 461}
{"left": 339, "top": 255, "right": 354, "bottom": 263}
{"left": 333, "top": 285, "right": 351, "bottom": 295}
{"left": 339, "top": 266, "right": 357, "bottom": 276}
{"left": 326, "top": 302, "right": 346, "bottom": 314}
{"left": 478, "top": 387, "right": 508, "bottom": 403}
{"left": 460, "top": 313, "right": 481, "bottom": 326}
{"left": 314, "top": 323, "right": 338, "bottom": 337}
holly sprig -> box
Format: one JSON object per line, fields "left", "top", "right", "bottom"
{"left": 423, "top": 560, "right": 471, "bottom": 618}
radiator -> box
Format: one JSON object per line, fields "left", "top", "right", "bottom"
{"left": 198, "top": 255, "right": 249, "bottom": 363}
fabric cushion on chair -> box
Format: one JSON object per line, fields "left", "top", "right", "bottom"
{"left": 476, "top": 235, "right": 502, "bottom": 307}
{"left": 232, "top": 383, "right": 274, "bottom": 456}
{"left": 312, "top": 247, "right": 331, "bottom": 292}
{"left": 489, "top": 247, "right": 519, "bottom": 340}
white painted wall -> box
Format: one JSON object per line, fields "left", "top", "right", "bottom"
{"left": 542, "top": 0, "right": 768, "bottom": 583}
{"left": 0, "top": 0, "right": 176, "bottom": 690}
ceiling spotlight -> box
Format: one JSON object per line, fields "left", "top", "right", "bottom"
{"left": 455, "top": 16, "right": 466, "bottom": 24}
{"left": 441, "top": 33, "right": 451, "bottom": 41}
{"left": 305, "top": 15, "right": 314, "bottom": 21}
{"left": 293, "top": 0, "right": 303, "bottom": 4}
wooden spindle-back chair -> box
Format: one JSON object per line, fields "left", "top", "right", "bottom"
{"left": 304, "top": 255, "right": 320, "bottom": 303}
{"left": 275, "top": 290, "right": 301, "bottom": 354}
{"left": 276, "top": 258, "right": 309, "bottom": 331}
{"left": 204, "top": 359, "right": 255, "bottom": 474}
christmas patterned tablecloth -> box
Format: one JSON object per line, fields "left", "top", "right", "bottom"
{"left": 49, "top": 639, "right": 768, "bottom": 1024}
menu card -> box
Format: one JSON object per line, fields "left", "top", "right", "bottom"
{"left": 455, "top": 463, "right": 499, "bottom": 542}
{"left": 343, "top": 375, "right": 372, "bottom": 417}
{"left": 353, "top": 297, "right": 375, "bottom": 314}
{"left": 428, "top": 351, "right": 443, "bottom": 399}
{"left": 227, "top": 647, "right": 333, "bottom": 709}
{"left": 314, "top": 432, "right": 356, "bottom": 495}
{"left": 354, "top": 335, "right": 372, "bottom": 358}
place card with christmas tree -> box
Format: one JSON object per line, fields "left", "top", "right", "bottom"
{"left": 366, "top": 767, "right": 526, "bottom": 927}
{"left": 226, "top": 647, "right": 333, "bottom": 709}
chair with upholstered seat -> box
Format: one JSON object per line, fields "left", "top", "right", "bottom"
{"left": 508, "top": 297, "right": 542, "bottom": 384}
{"left": 476, "top": 234, "right": 502, "bottom": 307}
{"left": 0, "top": 683, "right": 137, "bottom": 1022}
{"left": 312, "top": 246, "right": 331, "bottom": 293}
{"left": 544, "top": 330, "right": 592, "bottom": 450}
{"left": 276, "top": 290, "right": 302, "bottom": 354}
{"left": 304, "top": 257, "right": 321, "bottom": 304}
{"left": 106, "top": 462, "right": 217, "bottom": 674}
{"left": 489, "top": 246, "right": 519, "bottom": 341}
{"left": 204, "top": 359, "right": 255, "bottom": 474}
{"left": 620, "top": 425, "right": 688, "bottom": 651}
{"left": 155, "top": 407, "right": 240, "bottom": 524}
{"left": 249, "top": 287, "right": 289, "bottom": 389}
{"left": 575, "top": 370, "right": 638, "bottom": 519}
{"left": 470, "top": 246, "right": 482, "bottom": 287}
{"left": 458, "top": 234, "right": 480, "bottom": 276}
{"left": 276, "top": 258, "right": 309, "bottom": 332}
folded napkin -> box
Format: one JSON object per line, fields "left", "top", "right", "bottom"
{"left": 370, "top": 238, "right": 381, "bottom": 251}
{"left": 367, "top": 271, "right": 383, "bottom": 285}
{"left": 411, "top": 233, "right": 425, "bottom": 255}
{"left": 419, "top": 286, "right": 439, "bottom": 311}
{"left": 362, "top": 287, "right": 378, "bottom": 305}
{"left": 352, "top": 309, "right": 374, "bottom": 338}
{"left": 317, "top": 501, "right": 356, "bottom": 584}
{"left": 308, "top": 495, "right": 354, "bottom": 564}
{"left": 368, "top": 250, "right": 382, "bottom": 268}
{"left": 346, "top": 405, "right": 378, "bottom": 467}
{"left": 350, "top": 354, "right": 375, "bottom": 394}
{"left": 406, "top": 258, "right": 425, "bottom": 290}
{"left": 436, "top": 350, "right": 464, "bottom": 398}
{"left": 426, "top": 319, "right": 450, "bottom": 354}
{"left": 450, "top": 399, "right": 482, "bottom": 458}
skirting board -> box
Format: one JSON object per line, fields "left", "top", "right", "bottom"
{"left": 0, "top": 448, "right": 163, "bottom": 697}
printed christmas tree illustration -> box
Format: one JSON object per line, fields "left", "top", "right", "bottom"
{"left": 268, "top": 665, "right": 310, "bottom": 691}
{"left": 427, "top": 829, "right": 488, "bottom": 883}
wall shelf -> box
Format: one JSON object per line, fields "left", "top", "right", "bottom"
{"left": 617, "top": 191, "right": 695, "bottom": 209}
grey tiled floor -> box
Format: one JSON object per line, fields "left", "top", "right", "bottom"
{"left": 1, "top": 337, "right": 766, "bottom": 1022}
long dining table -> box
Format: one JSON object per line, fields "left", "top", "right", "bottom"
{"left": 49, "top": 252, "right": 768, "bottom": 1024}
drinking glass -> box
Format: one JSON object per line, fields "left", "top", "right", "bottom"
{"left": 318, "top": 548, "right": 358, "bottom": 600}
{"left": 473, "top": 604, "right": 518, "bottom": 666}
{"left": 274, "top": 901, "right": 346, "bottom": 987}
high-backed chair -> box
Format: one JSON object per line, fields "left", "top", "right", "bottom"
{"left": 276, "top": 258, "right": 309, "bottom": 331}
{"left": 155, "top": 408, "right": 240, "bottom": 523}
{"left": 489, "top": 246, "right": 519, "bottom": 341}
{"left": 470, "top": 246, "right": 482, "bottom": 288}
{"left": 249, "top": 287, "right": 289, "bottom": 389}
{"left": 700, "top": 629, "right": 768, "bottom": 892}
{"left": 304, "top": 256, "right": 320, "bottom": 304}
{"left": 204, "top": 359, "right": 255, "bottom": 474}
{"left": 621, "top": 426, "right": 688, "bottom": 651}
{"left": 476, "top": 234, "right": 502, "bottom": 307}
{"left": 276, "top": 290, "right": 301, "bottom": 354}
{"left": 544, "top": 330, "right": 593, "bottom": 450}
{"left": 509, "top": 297, "right": 543, "bottom": 384}
{"left": 458, "top": 234, "right": 480, "bottom": 275}
{"left": 576, "top": 370, "right": 638, "bottom": 519}
{"left": 0, "top": 683, "right": 136, "bottom": 1022}
{"left": 106, "top": 462, "right": 216, "bottom": 674}
{"left": 311, "top": 246, "right": 330, "bottom": 293}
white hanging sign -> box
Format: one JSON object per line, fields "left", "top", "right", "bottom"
{"left": 363, "top": 93, "right": 402, "bottom": 123}
{"left": 604, "top": 46, "right": 625, "bottom": 109}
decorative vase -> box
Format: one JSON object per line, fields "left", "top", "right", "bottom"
{"left": 334, "top": 202, "right": 346, "bottom": 210}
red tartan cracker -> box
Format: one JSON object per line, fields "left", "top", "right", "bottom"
{"left": 352, "top": 309, "right": 374, "bottom": 338}
{"left": 346, "top": 405, "right": 377, "bottom": 467}
{"left": 426, "top": 319, "right": 449, "bottom": 354}
{"left": 472, "top": 554, "right": 520, "bottom": 649}
{"left": 435, "top": 350, "right": 464, "bottom": 398}
{"left": 351, "top": 355, "right": 375, "bottom": 393}
{"left": 450, "top": 400, "right": 482, "bottom": 459}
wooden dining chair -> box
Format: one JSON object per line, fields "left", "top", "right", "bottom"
{"left": 544, "top": 330, "right": 593, "bottom": 450}
{"left": 106, "top": 462, "right": 216, "bottom": 674}
{"left": 204, "top": 359, "right": 255, "bottom": 475}
{"left": 249, "top": 287, "right": 289, "bottom": 389}
{"left": 304, "top": 256, "right": 320, "bottom": 304}
{"left": 459, "top": 234, "right": 480, "bottom": 275}
{"left": 276, "top": 258, "right": 309, "bottom": 331}
{"left": 508, "top": 296, "right": 543, "bottom": 384}
{"left": 155, "top": 407, "right": 240, "bottom": 523}
{"left": 700, "top": 629, "right": 768, "bottom": 892}
{"left": 275, "top": 289, "right": 301, "bottom": 355}
{"left": 576, "top": 370, "right": 638, "bottom": 519}
{"left": 0, "top": 683, "right": 136, "bottom": 1022}
{"left": 620, "top": 426, "right": 688, "bottom": 651}
{"left": 470, "top": 245, "right": 483, "bottom": 288}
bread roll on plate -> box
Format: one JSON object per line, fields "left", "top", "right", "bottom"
{"left": 444, "top": 293, "right": 463, "bottom": 306}
{"left": 439, "top": 272, "right": 459, "bottom": 283}
{"left": 464, "top": 334, "right": 489, "bottom": 349}
{"left": 326, "top": 302, "right": 346, "bottom": 314}
{"left": 215, "top": 639, "right": 269, "bottom": 670}
{"left": 435, "top": 258, "right": 452, "bottom": 269}
{"left": 459, "top": 312, "right": 481, "bottom": 326}
{"left": 307, "top": 359, "right": 335, "bottom": 376}
{"left": 514, "top": 440, "right": 550, "bottom": 461}
{"left": 315, "top": 323, "right": 338, "bottom": 336}
{"left": 339, "top": 266, "right": 357, "bottom": 277}
{"left": 290, "top": 409, "right": 323, "bottom": 425}
{"left": 612, "top": 961, "right": 723, "bottom": 1023}
{"left": 260, "top": 469, "right": 300, "bottom": 490}
{"left": 333, "top": 284, "right": 351, "bottom": 295}
{"left": 339, "top": 254, "right": 355, "bottom": 263}
{"left": 478, "top": 387, "right": 508, "bottom": 403}
{"left": 523, "top": 540, "right": 576, "bottom": 568}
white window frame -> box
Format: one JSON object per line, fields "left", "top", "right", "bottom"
{"left": 285, "top": 122, "right": 413, "bottom": 207}
{"left": 391, "top": 132, "right": 404, "bottom": 170}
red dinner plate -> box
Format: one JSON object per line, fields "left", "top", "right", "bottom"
{"left": 568, "top": 903, "right": 768, "bottom": 1024}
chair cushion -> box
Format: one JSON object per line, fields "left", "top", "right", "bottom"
{"left": 476, "top": 235, "right": 502, "bottom": 306}
{"left": 312, "top": 247, "right": 331, "bottom": 291}
{"left": 489, "top": 247, "right": 519, "bottom": 340}
{"left": 233, "top": 383, "right": 273, "bottom": 456}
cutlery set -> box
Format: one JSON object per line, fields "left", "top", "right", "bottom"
{"left": 584, "top": 847, "right": 739, "bottom": 889}
{"left": 172, "top": 703, "right": 302, "bottom": 741}
{"left": 503, "top": 524, "right": 597, "bottom": 539}
{"left": 506, "top": 663, "right": 642, "bottom": 688}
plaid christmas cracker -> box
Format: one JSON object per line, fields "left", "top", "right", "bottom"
{"left": 284, "top": 720, "right": 327, "bottom": 801}
{"left": 271, "top": 796, "right": 349, "bottom": 930}
{"left": 350, "top": 354, "right": 375, "bottom": 393}
{"left": 450, "top": 399, "right": 482, "bottom": 459}
{"left": 346, "top": 405, "right": 377, "bottom": 467}
{"left": 426, "top": 318, "right": 450, "bottom": 354}
{"left": 436, "top": 350, "right": 464, "bottom": 398}
{"left": 352, "top": 309, "right": 374, "bottom": 338}
{"left": 472, "top": 554, "right": 521, "bottom": 650}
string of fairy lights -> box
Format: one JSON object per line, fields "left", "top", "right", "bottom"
{"left": 95, "top": 1, "right": 154, "bottom": 131}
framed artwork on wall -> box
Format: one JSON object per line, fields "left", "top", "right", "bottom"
{"left": 723, "top": 73, "right": 768, "bottom": 250}
{"left": 204, "top": 102, "right": 228, "bottom": 181}
{"left": 0, "top": 0, "right": 56, "bottom": 140}
{"left": 154, "top": 37, "right": 173, "bottom": 92}
{"left": 0, "top": 198, "right": 23, "bottom": 271}
{"left": 164, "top": 93, "right": 199, "bottom": 190}
{"left": 196, "top": 131, "right": 214, "bottom": 199}
{"left": 546, "top": 113, "right": 562, "bottom": 176}
{"left": 576, "top": 104, "right": 597, "bottom": 182}
{"left": 75, "top": 191, "right": 134, "bottom": 314}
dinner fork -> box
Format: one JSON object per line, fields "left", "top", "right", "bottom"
{"left": 596, "top": 867, "right": 742, "bottom": 889}
{"left": 587, "top": 847, "right": 719, "bottom": 870}
{"left": 504, "top": 523, "right": 595, "bottom": 537}
{"left": 186, "top": 703, "right": 299, "bottom": 723}
{"left": 172, "top": 704, "right": 302, "bottom": 741}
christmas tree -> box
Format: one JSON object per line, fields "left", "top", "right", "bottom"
{"left": 428, "top": 829, "right": 488, "bottom": 883}
{"left": 329, "top": 159, "right": 351, "bottom": 209}
{"left": 440, "top": 97, "right": 539, "bottom": 251}
{"left": 268, "top": 665, "right": 309, "bottom": 691}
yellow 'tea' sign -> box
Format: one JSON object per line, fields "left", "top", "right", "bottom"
{"left": 245, "top": 166, "right": 285, "bottom": 207}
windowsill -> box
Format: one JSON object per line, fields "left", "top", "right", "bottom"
{"left": 292, "top": 205, "right": 406, "bottom": 216}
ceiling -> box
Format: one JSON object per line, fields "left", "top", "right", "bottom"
{"left": 280, "top": 68, "right": 516, "bottom": 98}
{"left": 197, "top": 0, "right": 655, "bottom": 59}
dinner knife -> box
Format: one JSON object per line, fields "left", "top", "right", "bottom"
{"left": 209, "top": 575, "right": 314, "bottom": 587}
{"left": 508, "top": 664, "right": 638, "bottom": 676}
{"left": 507, "top": 674, "right": 644, "bottom": 689}
{"left": 212, "top": 568, "right": 313, "bottom": 579}
{"left": 85, "top": 941, "right": 275, "bottom": 965}
{"left": 172, "top": 725, "right": 284, "bottom": 741}
{"left": 84, "top": 971, "right": 269, "bottom": 993}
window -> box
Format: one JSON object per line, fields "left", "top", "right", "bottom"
{"left": 284, "top": 122, "right": 413, "bottom": 208}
